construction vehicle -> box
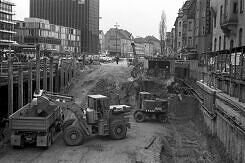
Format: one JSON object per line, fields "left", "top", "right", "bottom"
{"left": 9, "top": 90, "right": 131, "bottom": 148}
{"left": 9, "top": 95, "right": 64, "bottom": 148}
{"left": 134, "top": 92, "right": 168, "bottom": 123}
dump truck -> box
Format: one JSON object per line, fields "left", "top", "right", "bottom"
{"left": 9, "top": 96, "right": 63, "bottom": 148}
{"left": 134, "top": 92, "right": 168, "bottom": 123}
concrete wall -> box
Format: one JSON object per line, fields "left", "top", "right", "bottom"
{"left": 197, "top": 81, "right": 245, "bottom": 163}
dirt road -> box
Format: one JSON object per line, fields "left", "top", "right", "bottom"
{"left": 0, "top": 61, "right": 167, "bottom": 163}
{"left": 0, "top": 60, "right": 224, "bottom": 163}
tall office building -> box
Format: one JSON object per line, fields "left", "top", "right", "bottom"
{"left": 30, "top": 0, "right": 99, "bottom": 54}
{"left": 0, "top": 0, "right": 16, "bottom": 49}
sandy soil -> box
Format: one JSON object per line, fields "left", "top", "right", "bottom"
{"left": 0, "top": 60, "right": 223, "bottom": 163}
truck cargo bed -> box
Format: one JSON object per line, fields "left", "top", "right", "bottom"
{"left": 9, "top": 103, "right": 60, "bottom": 131}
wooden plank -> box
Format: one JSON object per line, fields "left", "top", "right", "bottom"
{"left": 18, "top": 65, "right": 23, "bottom": 109}
{"left": 36, "top": 46, "right": 40, "bottom": 92}
{"left": 54, "top": 64, "right": 59, "bottom": 92}
{"left": 28, "top": 62, "right": 33, "bottom": 103}
{"left": 60, "top": 66, "right": 64, "bottom": 91}
{"left": 43, "top": 58, "right": 47, "bottom": 90}
{"left": 8, "top": 59, "right": 13, "bottom": 116}
{"left": 49, "top": 57, "right": 53, "bottom": 92}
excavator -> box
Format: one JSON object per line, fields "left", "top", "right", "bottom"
{"left": 33, "top": 90, "right": 131, "bottom": 146}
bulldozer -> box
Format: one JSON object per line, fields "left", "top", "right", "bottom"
{"left": 134, "top": 92, "right": 168, "bottom": 123}
{"left": 33, "top": 90, "right": 131, "bottom": 146}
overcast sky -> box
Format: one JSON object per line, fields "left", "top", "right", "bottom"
{"left": 13, "top": 0, "right": 185, "bottom": 39}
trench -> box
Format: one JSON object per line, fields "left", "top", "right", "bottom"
{"left": 100, "top": 78, "right": 232, "bottom": 163}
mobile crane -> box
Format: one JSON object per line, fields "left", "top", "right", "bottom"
{"left": 10, "top": 90, "right": 130, "bottom": 148}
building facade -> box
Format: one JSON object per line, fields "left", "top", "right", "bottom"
{"left": 174, "top": 0, "right": 197, "bottom": 60}
{"left": 145, "top": 36, "right": 161, "bottom": 56}
{"left": 15, "top": 18, "right": 81, "bottom": 55}
{"left": 211, "top": 0, "right": 245, "bottom": 51}
{"left": 99, "top": 30, "right": 105, "bottom": 54}
{"left": 0, "top": 0, "right": 15, "bottom": 49}
{"left": 195, "top": 0, "right": 212, "bottom": 55}
{"left": 30, "top": 0, "right": 99, "bottom": 54}
{"left": 134, "top": 37, "right": 154, "bottom": 57}
{"left": 105, "top": 28, "right": 133, "bottom": 57}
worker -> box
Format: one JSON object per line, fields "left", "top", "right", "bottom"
{"left": 97, "top": 100, "right": 103, "bottom": 119}
{"left": 115, "top": 56, "right": 119, "bottom": 64}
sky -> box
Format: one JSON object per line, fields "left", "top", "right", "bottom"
{"left": 12, "top": 0, "right": 186, "bottom": 39}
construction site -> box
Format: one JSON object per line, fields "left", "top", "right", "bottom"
{"left": 0, "top": 43, "right": 244, "bottom": 163}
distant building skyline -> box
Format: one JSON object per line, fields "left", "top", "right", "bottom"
{"left": 29, "top": 0, "right": 99, "bottom": 54}
{"left": 13, "top": 0, "right": 186, "bottom": 39}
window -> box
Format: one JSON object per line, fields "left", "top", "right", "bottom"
{"left": 188, "top": 22, "right": 192, "bottom": 31}
{"left": 214, "top": 16, "right": 217, "bottom": 28}
{"left": 239, "top": 28, "right": 243, "bottom": 46}
{"left": 178, "top": 42, "right": 181, "bottom": 47}
{"left": 179, "top": 22, "right": 181, "bottom": 27}
{"left": 179, "top": 32, "right": 181, "bottom": 37}
{"left": 214, "top": 38, "right": 217, "bottom": 51}
{"left": 220, "top": 5, "right": 223, "bottom": 24}
{"left": 240, "top": 0, "right": 243, "bottom": 13}
{"left": 202, "top": 26, "right": 205, "bottom": 35}
{"left": 230, "top": 40, "right": 234, "bottom": 49}
{"left": 188, "top": 37, "right": 192, "bottom": 46}
{"left": 223, "top": 36, "right": 226, "bottom": 49}
{"left": 219, "top": 36, "right": 221, "bottom": 50}
{"left": 233, "top": 3, "right": 238, "bottom": 13}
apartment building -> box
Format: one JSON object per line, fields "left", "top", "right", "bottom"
{"left": 15, "top": 18, "right": 81, "bottom": 55}
{"left": 105, "top": 28, "right": 132, "bottom": 57}
{"left": 0, "top": 0, "right": 16, "bottom": 49}
{"left": 145, "top": 36, "right": 161, "bottom": 56}
{"left": 174, "top": 0, "right": 196, "bottom": 59}
{"left": 30, "top": 0, "right": 100, "bottom": 54}
{"left": 211, "top": 0, "right": 245, "bottom": 51}
{"left": 134, "top": 37, "right": 154, "bottom": 57}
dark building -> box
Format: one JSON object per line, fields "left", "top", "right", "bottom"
{"left": 0, "top": 0, "right": 16, "bottom": 49}
{"left": 30, "top": 0, "right": 99, "bottom": 54}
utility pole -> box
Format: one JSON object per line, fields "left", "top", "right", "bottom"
{"left": 114, "top": 22, "right": 120, "bottom": 56}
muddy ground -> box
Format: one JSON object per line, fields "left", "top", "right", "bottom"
{"left": 0, "top": 60, "right": 228, "bottom": 163}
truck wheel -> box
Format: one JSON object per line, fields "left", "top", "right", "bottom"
{"left": 63, "top": 126, "right": 84, "bottom": 146}
{"left": 63, "top": 119, "right": 76, "bottom": 130}
{"left": 158, "top": 114, "right": 168, "bottom": 123}
{"left": 50, "top": 127, "right": 56, "bottom": 144}
{"left": 110, "top": 121, "right": 127, "bottom": 140}
{"left": 47, "top": 132, "right": 52, "bottom": 148}
{"left": 134, "top": 111, "right": 145, "bottom": 123}
{"left": 13, "top": 136, "right": 24, "bottom": 149}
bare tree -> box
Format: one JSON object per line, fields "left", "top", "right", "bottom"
{"left": 159, "top": 10, "right": 167, "bottom": 56}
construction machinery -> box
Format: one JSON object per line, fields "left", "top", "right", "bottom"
{"left": 9, "top": 90, "right": 131, "bottom": 148}
{"left": 9, "top": 95, "right": 64, "bottom": 148}
{"left": 134, "top": 92, "right": 168, "bottom": 123}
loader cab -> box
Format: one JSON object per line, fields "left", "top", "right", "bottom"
{"left": 139, "top": 92, "right": 151, "bottom": 110}
{"left": 87, "top": 95, "right": 109, "bottom": 120}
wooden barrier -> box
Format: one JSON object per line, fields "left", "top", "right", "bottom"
{"left": 1, "top": 58, "right": 76, "bottom": 116}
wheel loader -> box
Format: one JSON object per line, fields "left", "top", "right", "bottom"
{"left": 134, "top": 92, "right": 168, "bottom": 123}
{"left": 10, "top": 90, "right": 131, "bottom": 148}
